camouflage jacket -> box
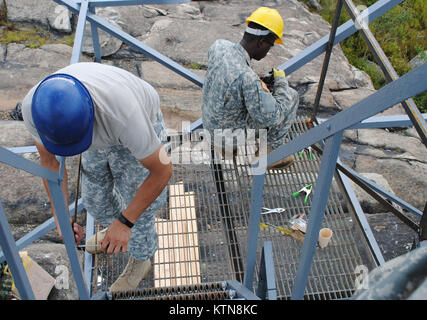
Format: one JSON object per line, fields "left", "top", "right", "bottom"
{"left": 201, "top": 39, "right": 298, "bottom": 141}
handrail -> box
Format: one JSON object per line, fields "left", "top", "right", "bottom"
{"left": 1, "top": 0, "right": 424, "bottom": 300}
{"left": 244, "top": 62, "right": 427, "bottom": 299}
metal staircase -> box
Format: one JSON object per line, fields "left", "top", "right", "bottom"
{"left": 0, "top": 0, "right": 426, "bottom": 300}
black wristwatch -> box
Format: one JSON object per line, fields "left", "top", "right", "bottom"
{"left": 118, "top": 213, "right": 134, "bottom": 229}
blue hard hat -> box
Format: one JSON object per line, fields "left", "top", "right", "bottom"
{"left": 31, "top": 73, "right": 94, "bottom": 156}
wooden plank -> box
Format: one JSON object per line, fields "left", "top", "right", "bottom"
{"left": 154, "top": 183, "right": 200, "bottom": 287}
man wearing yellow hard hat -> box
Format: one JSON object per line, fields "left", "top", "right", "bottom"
{"left": 202, "top": 7, "right": 299, "bottom": 169}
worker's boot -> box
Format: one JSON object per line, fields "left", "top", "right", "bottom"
{"left": 109, "top": 257, "right": 152, "bottom": 292}
{"left": 266, "top": 146, "right": 294, "bottom": 170}
{"left": 85, "top": 227, "right": 108, "bottom": 254}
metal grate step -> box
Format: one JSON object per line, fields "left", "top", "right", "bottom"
{"left": 111, "top": 281, "right": 235, "bottom": 300}
{"left": 90, "top": 116, "right": 375, "bottom": 299}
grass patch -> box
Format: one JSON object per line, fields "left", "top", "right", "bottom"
{"left": 310, "top": 0, "right": 427, "bottom": 112}
{"left": 0, "top": 25, "right": 75, "bottom": 49}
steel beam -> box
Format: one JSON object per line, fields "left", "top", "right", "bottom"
{"left": 0, "top": 146, "right": 58, "bottom": 181}
{"left": 83, "top": 213, "right": 95, "bottom": 295}
{"left": 278, "top": 0, "right": 405, "bottom": 75}
{"left": 337, "top": 163, "right": 423, "bottom": 218}
{"left": 243, "top": 173, "right": 266, "bottom": 291}
{"left": 0, "top": 203, "right": 35, "bottom": 300}
{"left": 89, "top": 5, "right": 102, "bottom": 62}
{"left": 227, "top": 280, "right": 261, "bottom": 300}
{"left": 70, "top": 0, "right": 89, "bottom": 65}
{"left": 343, "top": 0, "right": 427, "bottom": 147}
{"left": 312, "top": 0, "right": 343, "bottom": 121}
{"left": 54, "top": 0, "right": 203, "bottom": 88}
{"left": 47, "top": 180, "right": 89, "bottom": 299}
{"left": 335, "top": 162, "right": 385, "bottom": 266}
{"left": 256, "top": 241, "right": 277, "bottom": 300}
{"left": 0, "top": 199, "right": 84, "bottom": 264}
{"left": 264, "top": 62, "right": 427, "bottom": 167}
{"left": 291, "top": 131, "right": 344, "bottom": 300}
{"left": 347, "top": 113, "right": 427, "bottom": 130}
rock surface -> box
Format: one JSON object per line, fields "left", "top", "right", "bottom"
{"left": 0, "top": 0, "right": 426, "bottom": 299}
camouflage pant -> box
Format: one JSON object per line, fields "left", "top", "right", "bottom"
{"left": 81, "top": 109, "right": 168, "bottom": 261}
{"left": 246, "top": 100, "right": 298, "bottom": 149}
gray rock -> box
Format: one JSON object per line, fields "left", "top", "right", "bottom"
{"left": 140, "top": 60, "right": 205, "bottom": 119}
{"left": 82, "top": 7, "right": 123, "bottom": 57}
{"left": 5, "top": 0, "right": 72, "bottom": 33}
{"left": 0, "top": 121, "right": 83, "bottom": 225}
{"left": 341, "top": 128, "right": 427, "bottom": 211}
{"left": 409, "top": 51, "right": 427, "bottom": 69}
{"left": 24, "top": 243, "right": 84, "bottom": 300}
{"left": 349, "top": 172, "right": 403, "bottom": 214}
{"left": 0, "top": 43, "right": 91, "bottom": 110}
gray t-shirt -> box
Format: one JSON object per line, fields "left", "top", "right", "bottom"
{"left": 22, "top": 62, "right": 162, "bottom": 160}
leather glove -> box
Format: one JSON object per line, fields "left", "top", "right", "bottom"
{"left": 273, "top": 68, "right": 286, "bottom": 79}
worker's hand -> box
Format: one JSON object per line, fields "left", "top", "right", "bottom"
{"left": 273, "top": 68, "right": 286, "bottom": 79}
{"left": 72, "top": 222, "right": 85, "bottom": 244}
{"left": 101, "top": 219, "right": 131, "bottom": 255}
{"left": 56, "top": 219, "right": 85, "bottom": 244}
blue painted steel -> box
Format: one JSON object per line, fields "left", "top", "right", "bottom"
{"left": 243, "top": 173, "right": 266, "bottom": 291}
{"left": 335, "top": 161, "right": 385, "bottom": 266}
{"left": 338, "top": 164, "right": 423, "bottom": 217}
{"left": 6, "top": 146, "right": 38, "bottom": 154}
{"left": 227, "top": 280, "right": 261, "bottom": 300}
{"left": 0, "top": 146, "right": 59, "bottom": 181}
{"left": 347, "top": 113, "right": 427, "bottom": 129}
{"left": 312, "top": 0, "right": 343, "bottom": 119}
{"left": 57, "top": 156, "right": 66, "bottom": 182}
{"left": 70, "top": 0, "right": 89, "bottom": 64}
{"left": 77, "top": 0, "right": 190, "bottom": 7}
{"left": 84, "top": 213, "right": 95, "bottom": 295}
{"left": 291, "top": 131, "right": 344, "bottom": 300}
{"left": 47, "top": 180, "right": 89, "bottom": 299}
{"left": 0, "top": 202, "right": 35, "bottom": 300}
{"left": 278, "top": 0, "right": 404, "bottom": 76}
{"left": 265, "top": 63, "right": 427, "bottom": 167}
{"left": 256, "top": 241, "right": 277, "bottom": 300}
{"left": 89, "top": 5, "right": 102, "bottom": 62}
{"left": 55, "top": 0, "right": 204, "bottom": 88}
{"left": 343, "top": 0, "right": 427, "bottom": 146}
{"left": 0, "top": 199, "right": 84, "bottom": 264}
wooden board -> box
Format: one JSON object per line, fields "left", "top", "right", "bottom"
{"left": 154, "top": 183, "right": 200, "bottom": 287}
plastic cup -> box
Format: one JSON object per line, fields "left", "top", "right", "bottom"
{"left": 318, "top": 228, "right": 333, "bottom": 248}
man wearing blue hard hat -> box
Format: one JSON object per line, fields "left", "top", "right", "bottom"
{"left": 21, "top": 62, "right": 172, "bottom": 292}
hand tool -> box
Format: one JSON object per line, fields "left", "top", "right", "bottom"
{"left": 298, "top": 147, "right": 313, "bottom": 160}
{"left": 261, "top": 207, "right": 286, "bottom": 215}
{"left": 292, "top": 184, "right": 312, "bottom": 204}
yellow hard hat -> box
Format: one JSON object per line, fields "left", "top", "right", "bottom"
{"left": 246, "top": 7, "right": 284, "bottom": 44}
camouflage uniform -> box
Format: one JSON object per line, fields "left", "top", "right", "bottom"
{"left": 202, "top": 39, "right": 299, "bottom": 149}
{"left": 351, "top": 246, "right": 427, "bottom": 300}
{"left": 81, "top": 108, "right": 168, "bottom": 261}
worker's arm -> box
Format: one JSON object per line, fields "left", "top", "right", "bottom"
{"left": 101, "top": 144, "right": 172, "bottom": 254}
{"left": 243, "top": 70, "right": 299, "bottom": 127}
{"left": 34, "top": 140, "right": 84, "bottom": 244}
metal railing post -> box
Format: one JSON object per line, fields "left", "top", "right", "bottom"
{"left": 291, "top": 131, "right": 344, "bottom": 300}
{"left": 342, "top": 0, "right": 427, "bottom": 147}
{"left": 312, "top": 0, "right": 344, "bottom": 122}
{"left": 70, "top": 0, "right": 89, "bottom": 64}
{"left": 46, "top": 156, "right": 89, "bottom": 300}
{"left": 243, "top": 172, "right": 266, "bottom": 291}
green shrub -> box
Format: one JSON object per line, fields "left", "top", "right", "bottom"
{"left": 318, "top": 0, "right": 427, "bottom": 112}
